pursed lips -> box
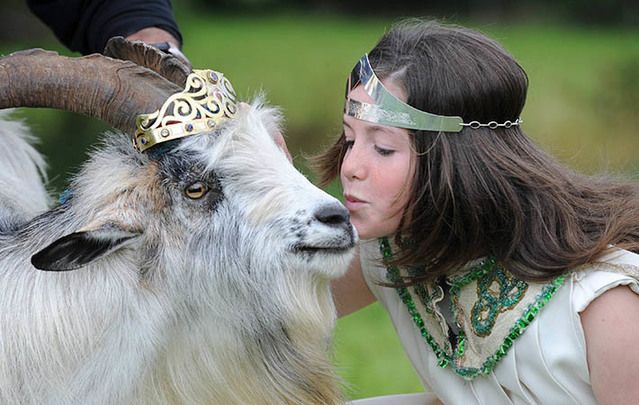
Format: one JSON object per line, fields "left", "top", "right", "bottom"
{"left": 343, "top": 193, "right": 367, "bottom": 210}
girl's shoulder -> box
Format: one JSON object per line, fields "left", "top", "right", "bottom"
{"left": 572, "top": 248, "right": 639, "bottom": 313}
{"left": 576, "top": 249, "right": 639, "bottom": 403}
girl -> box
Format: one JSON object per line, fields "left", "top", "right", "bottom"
{"left": 318, "top": 20, "right": 639, "bottom": 404}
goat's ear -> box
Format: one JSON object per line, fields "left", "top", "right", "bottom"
{"left": 31, "top": 224, "right": 141, "bottom": 271}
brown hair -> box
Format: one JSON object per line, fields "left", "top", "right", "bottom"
{"left": 312, "top": 19, "right": 639, "bottom": 283}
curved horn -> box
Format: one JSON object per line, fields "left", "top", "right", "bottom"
{"left": 104, "top": 37, "right": 191, "bottom": 88}
{"left": 0, "top": 49, "right": 182, "bottom": 135}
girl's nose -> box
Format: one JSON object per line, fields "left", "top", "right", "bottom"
{"left": 341, "top": 144, "right": 366, "bottom": 181}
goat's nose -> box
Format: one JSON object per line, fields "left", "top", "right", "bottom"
{"left": 314, "top": 203, "right": 350, "bottom": 227}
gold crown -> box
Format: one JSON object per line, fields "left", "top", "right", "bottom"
{"left": 133, "top": 69, "right": 237, "bottom": 152}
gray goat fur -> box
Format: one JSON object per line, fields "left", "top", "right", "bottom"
{"left": 0, "top": 104, "right": 354, "bottom": 404}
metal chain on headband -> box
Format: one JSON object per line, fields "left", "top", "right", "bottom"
{"left": 460, "top": 118, "right": 523, "bottom": 130}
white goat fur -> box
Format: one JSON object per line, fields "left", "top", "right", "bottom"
{"left": 0, "top": 104, "right": 354, "bottom": 404}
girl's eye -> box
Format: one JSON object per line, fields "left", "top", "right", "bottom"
{"left": 185, "top": 182, "right": 208, "bottom": 199}
{"left": 375, "top": 145, "right": 395, "bottom": 156}
{"left": 344, "top": 139, "right": 355, "bottom": 149}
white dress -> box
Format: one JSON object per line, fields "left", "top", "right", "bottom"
{"left": 355, "top": 239, "right": 639, "bottom": 405}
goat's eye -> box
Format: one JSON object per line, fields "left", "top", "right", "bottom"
{"left": 185, "top": 182, "right": 208, "bottom": 199}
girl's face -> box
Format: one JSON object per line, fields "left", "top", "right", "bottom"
{"left": 340, "top": 80, "right": 415, "bottom": 240}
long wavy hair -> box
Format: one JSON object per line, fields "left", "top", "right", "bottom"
{"left": 313, "top": 19, "right": 639, "bottom": 283}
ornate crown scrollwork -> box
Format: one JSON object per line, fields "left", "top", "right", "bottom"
{"left": 133, "top": 69, "right": 237, "bottom": 152}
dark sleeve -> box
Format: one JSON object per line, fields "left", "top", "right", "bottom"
{"left": 26, "top": 0, "right": 183, "bottom": 55}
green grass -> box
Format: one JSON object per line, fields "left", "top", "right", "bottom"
{"left": 178, "top": 14, "right": 392, "bottom": 157}
{"left": 3, "top": 15, "right": 637, "bottom": 186}
{"left": 177, "top": 15, "right": 639, "bottom": 175}
{"left": 2, "top": 13, "right": 638, "bottom": 400}
{"left": 334, "top": 303, "right": 424, "bottom": 399}
{"left": 487, "top": 25, "right": 639, "bottom": 174}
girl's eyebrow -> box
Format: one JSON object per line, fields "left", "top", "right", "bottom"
{"left": 343, "top": 119, "right": 396, "bottom": 136}
{"left": 368, "top": 125, "right": 395, "bottom": 135}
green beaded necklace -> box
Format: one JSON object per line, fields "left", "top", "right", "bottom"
{"left": 378, "top": 236, "right": 566, "bottom": 379}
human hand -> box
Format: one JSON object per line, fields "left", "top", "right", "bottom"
{"left": 126, "top": 27, "right": 179, "bottom": 47}
{"left": 126, "top": 27, "right": 191, "bottom": 70}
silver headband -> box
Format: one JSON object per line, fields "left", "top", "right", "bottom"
{"left": 344, "top": 54, "right": 522, "bottom": 132}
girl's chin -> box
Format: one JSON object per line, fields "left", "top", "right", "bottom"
{"left": 351, "top": 214, "right": 401, "bottom": 241}
{"left": 351, "top": 224, "right": 385, "bottom": 241}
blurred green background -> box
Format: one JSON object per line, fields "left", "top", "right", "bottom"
{"left": 1, "top": 0, "right": 638, "bottom": 400}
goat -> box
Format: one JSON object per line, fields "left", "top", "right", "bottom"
{"left": 0, "top": 43, "right": 355, "bottom": 404}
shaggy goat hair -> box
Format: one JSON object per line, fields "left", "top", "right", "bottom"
{"left": 0, "top": 48, "right": 355, "bottom": 404}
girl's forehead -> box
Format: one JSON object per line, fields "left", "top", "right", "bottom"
{"left": 344, "top": 81, "right": 410, "bottom": 139}
{"left": 343, "top": 113, "right": 411, "bottom": 145}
